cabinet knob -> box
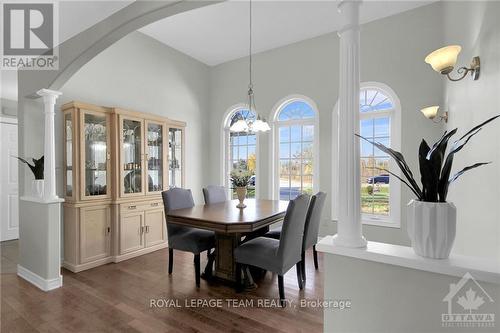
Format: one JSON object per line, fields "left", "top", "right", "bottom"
{"left": 151, "top": 202, "right": 159, "bottom": 207}
{"left": 128, "top": 205, "right": 136, "bottom": 209}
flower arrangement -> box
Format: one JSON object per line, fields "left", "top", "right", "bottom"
{"left": 230, "top": 169, "right": 252, "bottom": 188}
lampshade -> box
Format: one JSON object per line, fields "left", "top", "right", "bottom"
{"left": 421, "top": 106, "right": 439, "bottom": 119}
{"left": 252, "top": 119, "right": 271, "bottom": 132}
{"left": 230, "top": 119, "right": 249, "bottom": 132}
{"left": 425, "top": 45, "right": 461, "bottom": 74}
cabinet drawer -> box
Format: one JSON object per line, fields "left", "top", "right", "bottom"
{"left": 120, "top": 201, "right": 163, "bottom": 213}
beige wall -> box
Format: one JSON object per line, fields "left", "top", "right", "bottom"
{"left": 442, "top": 1, "right": 500, "bottom": 260}
{"left": 57, "top": 32, "right": 211, "bottom": 203}
{"left": 208, "top": 2, "right": 444, "bottom": 246}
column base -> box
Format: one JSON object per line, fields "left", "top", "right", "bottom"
{"left": 332, "top": 233, "right": 367, "bottom": 248}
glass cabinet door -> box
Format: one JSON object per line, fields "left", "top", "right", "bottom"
{"left": 64, "top": 112, "right": 73, "bottom": 198}
{"left": 146, "top": 122, "right": 164, "bottom": 194}
{"left": 168, "top": 127, "right": 183, "bottom": 188}
{"left": 82, "top": 111, "right": 110, "bottom": 198}
{"left": 121, "top": 117, "right": 144, "bottom": 195}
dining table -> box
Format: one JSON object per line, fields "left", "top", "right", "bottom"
{"left": 166, "top": 199, "right": 289, "bottom": 286}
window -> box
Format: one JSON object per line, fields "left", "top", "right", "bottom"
{"left": 358, "top": 84, "right": 401, "bottom": 227}
{"left": 223, "top": 107, "right": 257, "bottom": 198}
{"left": 273, "top": 97, "right": 318, "bottom": 200}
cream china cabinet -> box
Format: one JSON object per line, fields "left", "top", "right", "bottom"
{"left": 62, "top": 101, "right": 185, "bottom": 272}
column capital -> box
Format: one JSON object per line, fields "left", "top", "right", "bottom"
{"left": 337, "top": 0, "right": 362, "bottom": 12}
{"left": 37, "top": 89, "right": 62, "bottom": 103}
{"left": 337, "top": 0, "right": 362, "bottom": 33}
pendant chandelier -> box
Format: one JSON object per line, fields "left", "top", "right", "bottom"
{"left": 230, "top": 0, "right": 270, "bottom": 133}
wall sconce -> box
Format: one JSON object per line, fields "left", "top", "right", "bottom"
{"left": 425, "top": 45, "right": 480, "bottom": 82}
{"left": 421, "top": 106, "right": 448, "bottom": 123}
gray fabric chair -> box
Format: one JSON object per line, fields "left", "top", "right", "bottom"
{"left": 202, "top": 185, "right": 227, "bottom": 204}
{"left": 234, "top": 194, "right": 310, "bottom": 307}
{"left": 162, "top": 188, "right": 215, "bottom": 287}
{"left": 300, "top": 192, "right": 327, "bottom": 281}
{"left": 263, "top": 192, "right": 327, "bottom": 278}
{"left": 202, "top": 185, "right": 269, "bottom": 241}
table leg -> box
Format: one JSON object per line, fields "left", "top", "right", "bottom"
{"left": 212, "top": 232, "right": 257, "bottom": 289}
{"left": 214, "top": 233, "right": 239, "bottom": 281}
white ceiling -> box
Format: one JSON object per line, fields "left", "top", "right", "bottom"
{"left": 140, "top": 0, "right": 435, "bottom": 66}
{"left": 59, "top": 0, "right": 133, "bottom": 44}
{"left": 1, "top": 1, "right": 133, "bottom": 101}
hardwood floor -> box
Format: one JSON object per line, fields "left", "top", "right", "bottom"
{"left": 1, "top": 240, "right": 323, "bottom": 332}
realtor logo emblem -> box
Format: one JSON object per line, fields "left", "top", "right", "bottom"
{"left": 442, "top": 272, "right": 495, "bottom": 328}
{"left": 1, "top": 2, "right": 58, "bottom": 69}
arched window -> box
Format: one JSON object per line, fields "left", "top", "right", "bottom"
{"left": 272, "top": 96, "right": 319, "bottom": 200}
{"left": 358, "top": 83, "right": 401, "bottom": 226}
{"left": 222, "top": 107, "right": 258, "bottom": 198}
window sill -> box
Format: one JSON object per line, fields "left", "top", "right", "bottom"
{"left": 362, "top": 219, "right": 400, "bottom": 229}
{"left": 316, "top": 237, "right": 500, "bottom": 284}
{"left": 331, "top": 219, "right": 401, "bottom": 229}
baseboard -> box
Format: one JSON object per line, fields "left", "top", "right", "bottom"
{"left": 17, "top": 265, "right": 63, "bottom": 291}
{"left": 113, "top": 242, "right": 168, "bottom": 263}
{"left": 62, "top": 257, "right": 114, "bottom": 273}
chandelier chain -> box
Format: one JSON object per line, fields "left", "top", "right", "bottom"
{"left": 249, "top": 0, "right": 253, "bottom": 89}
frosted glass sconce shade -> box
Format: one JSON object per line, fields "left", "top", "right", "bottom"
{"left": 425, "top": 45, "right": 480, "bottom": 81}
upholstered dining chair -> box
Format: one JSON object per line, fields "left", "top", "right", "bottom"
{"left": 202, "top": 185, "right": 227, "bottom": 204}
{"left": 202, "top": 185, "right": 268, "bottom": 241}
{"left": 264, "top": 192, "right": 327, "bottom": 278}
{"left": 299, "top": 192, "right": 326, "bottom": 281}
{"left": 234, "top": 194, "right": 310, "bottom": 307}
{"left": 162, "top": 188, "right": 215, "bottom": 287}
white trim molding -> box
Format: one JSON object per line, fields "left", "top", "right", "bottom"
{"left": 220, "top": 104, "right": 261, "bottom": 199}
{"left": 269, "top": 94, "right": 320, "bottom": 200}
{"left": 17, "top": 265, "right": 63, "bottom": 291}
{"left": 317, "top": 237, "right": 500, "bottom": 285}
{"left": 332, "top": 81, "right": 402, "bottom": 228}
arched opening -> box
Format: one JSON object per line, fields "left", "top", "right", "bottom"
{"left": 270, "top": 95, "right": 320, "bottom": 200}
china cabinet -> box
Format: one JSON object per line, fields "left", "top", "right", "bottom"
{"left": 61, "top": 101, "right": 185, "bottom": 272}
{"left": 168, "top": 125, "right": 185, "bottom": 188}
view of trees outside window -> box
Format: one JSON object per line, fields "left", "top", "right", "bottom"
{"left": 359, "top": 88, "right": 393, "bottom": 216}
{"left": 276, "top": 100, "right": 315, "bottom": 200}
{"left": 228, "top": 109, "right": 257, "bottom": 198}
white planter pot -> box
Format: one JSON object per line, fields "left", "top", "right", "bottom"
{"left": 32, "top": 179, "right": 44, "bottom": 198}
{"left": 407, "top": 200, "right": 456, "bottom": 259}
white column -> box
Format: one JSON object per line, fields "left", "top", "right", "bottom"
{"left": 37, "top": 89, "right": 62, "bottom": 201}
{"left": 332, "top": 0, "right": 367, "bottom": 248}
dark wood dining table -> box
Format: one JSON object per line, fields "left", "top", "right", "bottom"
{"left": 166, "top": 199, "right": 289, "bottom": 284}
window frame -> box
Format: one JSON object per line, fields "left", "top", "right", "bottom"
{"left": 332, "top": 82, "right": 401, "bottom": 228}
{"left": 270, "top": 95, "right": 320, "bottom": 201}
{"left": 221, "top": 104, "right": 260, "bottom": 199}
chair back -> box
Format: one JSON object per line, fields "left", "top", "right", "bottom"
{"left": 162, "top": 188, "right": 195, "bottom": 239}
{"left": 202, "top": 185, "right": 227, "bottom": 204}
{"left": 303, "top": 192, "right": 327, "bottom": 250}
{"left": 277, "top": 194, "right": 310, "bottom": 270}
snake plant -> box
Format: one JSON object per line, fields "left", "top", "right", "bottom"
{"left": 15, "top": 156, "right": 44, "bottom": 180}
{"left": 356, "top": 115, "right": 499, "bottom": 202}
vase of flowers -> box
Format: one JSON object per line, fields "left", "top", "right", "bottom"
{"left": 357, "top": 114, "right": 499, "bottom": 259}
{"left": 15, "top": 156, "right": 44, "bottom": 198}
{"left": 230, "top": 169, "right": 252, "bottom": 209}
